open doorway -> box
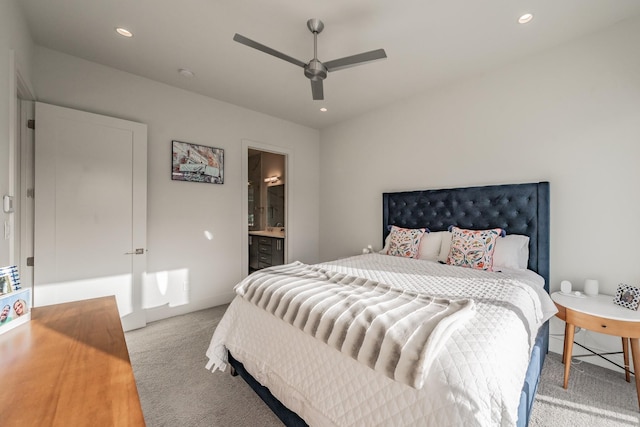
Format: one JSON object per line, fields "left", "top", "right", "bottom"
{"left": 247, "top": 149, "right": 286, "bottom": 273}
{"left": 248, "top": 149, "right": 285, "bottom": 231}
{"left": 241, "top": 140, "right": 290, "bottom": 278}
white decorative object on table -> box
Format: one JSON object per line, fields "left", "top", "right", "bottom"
{"left": 362, "top": 245, "right": 374, "bottom": 254}
{"left": 560, "top": 280, "right": 572, "bottom": 294}
{"left": 584, "top": 279, "right": 599, "bottom": 296}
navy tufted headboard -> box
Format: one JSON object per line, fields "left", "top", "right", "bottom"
{"left": 383, "top": 182, "right": 550, "bottom": 291}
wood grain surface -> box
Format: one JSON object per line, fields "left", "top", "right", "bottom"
{"left": 0, "top": 296, "right": 145, "bottom": 426}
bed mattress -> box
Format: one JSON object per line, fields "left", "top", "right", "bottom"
{"left": 207, "top": 254, "right": 557, "bottom": 426}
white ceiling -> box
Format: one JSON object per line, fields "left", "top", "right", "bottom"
{"left": 19, "top": 0, "right": 640, "bottom": 129}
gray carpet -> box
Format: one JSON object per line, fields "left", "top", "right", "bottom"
{"left": 125, "top": 305, "right": 282, "bottom": 427}
{"left": 126, "top": 306, "right": 640, "bottom": 427}
{"left": 529, "top": 352, "right": 640, "bottom": 426}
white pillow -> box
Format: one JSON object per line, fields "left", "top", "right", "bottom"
{"left": 436, "top": 231, "right": 453, "bottom": 263}
{"left": 380, "top": 233, "right": 392, "bottom": 254}
{"left": 493, "top": 234, "right": 530, "bottom": 270}
{"left": 417, "top": 232, "right": 442, "bottom": 261}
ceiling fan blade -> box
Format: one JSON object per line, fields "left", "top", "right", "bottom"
{"left": 324, "top": 49, "right": 387, "bottom": 72}
{"left": 233, "top": 33, "right": 306, "bottom": 68}
{"left": 310, "top": 79, "right": 324, "bottom": 100}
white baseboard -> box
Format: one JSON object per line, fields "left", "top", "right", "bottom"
{"left": 143, "top": 292, "right": 235, "bottom": 324}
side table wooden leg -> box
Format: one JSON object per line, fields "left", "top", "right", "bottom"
{"left": 630, "top": 338, "right": 640, "bottom": 410}
{"left": 563, "top": 322, "right": 570, "bottom": 365}
{"left": 623, "top": 337, "right": 631, "bottom": 383}
{"left": 563, "top": 323, "right": 575, "bottom": 389}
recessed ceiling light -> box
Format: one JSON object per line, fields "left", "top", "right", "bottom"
{"left": 518, "top": 13, "right": 533, "bottom": 24}
{"left": 115, "top": 27, "right": 133, "bottom": 37}
{"left": 320, "top": 107, "right": 327, "bottom": 112}
{"left": 178, "top": 68, "right": 195, "bottom": 78}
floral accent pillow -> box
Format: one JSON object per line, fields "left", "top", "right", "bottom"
{"left": 446, "top": 226, "right": 504, "bottom": 271}
{"left": 387, "top": 226, "right": 427, "bottom": 258}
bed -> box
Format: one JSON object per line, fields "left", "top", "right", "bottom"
{"left": 206, "top": 181, "right": 555, "bottom": 426}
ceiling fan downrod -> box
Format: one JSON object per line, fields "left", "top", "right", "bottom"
{"left": 305, "top": 19, "right": 327, "bottom": 81}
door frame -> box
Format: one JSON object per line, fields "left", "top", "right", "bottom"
{"left": 241, "top": 139, "right": 292, "bottom": 278}
{"left": 9, "top": 50, "right": 35, "bottom": 283}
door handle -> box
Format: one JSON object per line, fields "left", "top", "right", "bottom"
{"left": 125, "top": 248, "right": 145, "bottom": 255}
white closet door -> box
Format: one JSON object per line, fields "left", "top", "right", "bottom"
{"left": 34, "top": 102, "right": 147, "bottom": 331}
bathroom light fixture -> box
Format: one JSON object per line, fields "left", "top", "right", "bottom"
{"left": 320, "top": 107, "right": 327, "bottom": 112}
{"left": 264, "top": 176, "right": 280, "bottom": 183}
{"left": 115, "top": 27, "right": 133, "bottom": 37}
{"left": 518, "top": 13, "right": 533, "bottom": 24}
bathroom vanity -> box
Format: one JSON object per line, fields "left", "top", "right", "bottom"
{"left": 249, "top": 229, "right": 285, "bottom": 272}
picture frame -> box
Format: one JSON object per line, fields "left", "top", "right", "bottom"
{"left": 171, "top": 140, "right": 224, "bottom": 184}
{"left": 0, "top": 265, "right": 30, "bottom": 335}
{"left": 613, "top": 283, "right": 640, "bottom": 311}
{"left": 0, "top": 265, "right": 20, "bottom": 294}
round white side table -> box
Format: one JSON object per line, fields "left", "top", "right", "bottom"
{"left": 552, "top": 292, "right": 640, "bottom": 410}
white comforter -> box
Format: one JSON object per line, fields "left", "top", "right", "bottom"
{"left": 206, "top": 254, "right": 557, "bottom": 427}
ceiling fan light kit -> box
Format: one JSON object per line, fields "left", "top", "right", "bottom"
{"left": 233, "top": 19, "right": 387, "bottom": 100}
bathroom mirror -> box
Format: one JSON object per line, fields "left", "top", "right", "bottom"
{"left": 267, "top": 184, "right": 285, "bottom": 227}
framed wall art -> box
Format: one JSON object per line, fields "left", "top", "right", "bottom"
{"left": 171, "top": 140, "right": 224, "bottom": 184}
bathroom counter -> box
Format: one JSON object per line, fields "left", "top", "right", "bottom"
{"left": 249, "top": 230, "right": 285, "bottom": 238}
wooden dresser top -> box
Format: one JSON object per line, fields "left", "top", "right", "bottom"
{"left": 0, "top": 296, "right": 145, "bottom": 426}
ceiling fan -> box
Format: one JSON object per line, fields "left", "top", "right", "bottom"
{"left": 233, "top": 19, "right": 387, "bottom": 101}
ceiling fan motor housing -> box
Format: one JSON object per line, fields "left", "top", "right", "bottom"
{"left": 305, "top": 59, "right": 327, "bottom": 81}
{"left": 307, "top": 19, "right": 324, "bottom": 34}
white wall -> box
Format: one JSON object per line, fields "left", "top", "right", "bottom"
{"left": 0, "top": 0, "right": 34, "bottom": 266}
{"left": 319, "top": 16, "right": 640, "bottom": 367}
{"left": 32, "top": 46, "right": 320, "bottom": 322}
